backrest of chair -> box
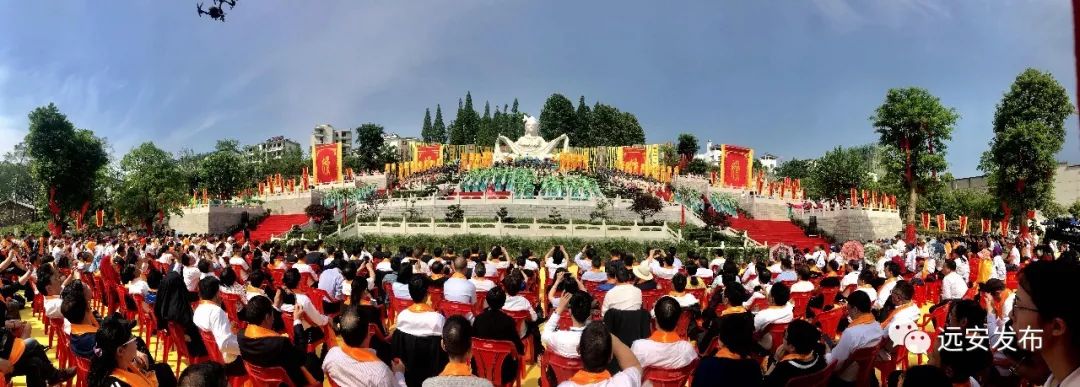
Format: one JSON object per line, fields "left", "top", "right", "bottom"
{"left": 784, "top": 360, "right": 835, "bottom": 387}
{"left": 847, "top": 343, "right": 880, "bottom": 385}
{"left": 642, "top": 358, "right": 699, "bottom": 387}
{"left": 474, "top": 291, "right": 488, "bottom": 315}
{"left": 199, "top": 329, "right": 224, "bottom": 364}
{"left": 791, "top": 292, "right": 812, "bottom": 319}
{"left": 244, "top": 362, "right": 296, "bottom": 387}
{"left": 926, "top": 280, "right": 941, "bottom": 304}
{"left": 749, "top": 297, "right": 769, "bottom": 312}
{"left": 768, "top": 323, "right": 789, "bottom": 352}
{"left": 781, "top": 280, "right": 796, "bottom": 288}
{"left": 231, "top": 265, "right": 246, "bottom": 280}
{"left": 270, "top": 268, "right": 285, "bottom": 288}
{"left": 557, "top": 310, "right": 573, "bottom": 330}
{"left": 305, "top": 288, "right": 328, "bottom": 314}
{"left": 931, "top": 304, "right": 950, "bottom": 331}
{"left": 503, "top": 309, "right": 531, "bottom": 331}
{"left": 472, "top": 338, "right": 517, "bottom": 386}
{"left": 656, "top": 278, "right": 673, "bottom": 293}
{"left": 543, "top": 351, "right": 583, "bottom": 384}
{"left": 392, "top": 297, "right": 415, "bottom": 316}
{"left": 816, "top": 306, "right": 847, "bottom": 340}
{"left": 440, "top": 301, "right": 474, "bottom": 319}
{"left": 280, "top": 312, "right": 296, "bottom": 341}
{"left": 642, "top": 289, "right": 662, "bottom": 311}
{"left": 675, "top": 312, "right": 692, "bottom": 339}
{"left": 166, "top": 321, "right": 192, "bottom": 357}
{"left": 819, "top": 287, "right": 839, "bottom": 306}
{"left": 912, "top": 283, "right": 928, "bottom": 306}
{"left": 428, "top": 287, "right": 445, "bottom": 308}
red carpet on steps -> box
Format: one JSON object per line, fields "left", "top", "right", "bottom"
{"left": 728, "top": 217, "right": 830, "bottom": 250}
{"left": 235, "top": 214, "right": 309, "bottom": 242}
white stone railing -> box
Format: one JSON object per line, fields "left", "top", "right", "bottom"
{"left": 334, "top": 218, "right": 683, "bottom": 241}
{"left": 376, "top": 192, "right": 640, "bottom": 209}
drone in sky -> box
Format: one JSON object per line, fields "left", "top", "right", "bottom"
{"left": 197, "top": 0, "right": 236, "bottom": 22}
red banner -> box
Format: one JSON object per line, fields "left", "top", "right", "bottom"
{"left": 936, "top": 214, "right": 947, "bottom": 231}
{"left": 1000, "top": 219, "right": 1009, "bottom": 235}
{"left": 921, "top": 212, "right": 931, "bottom": 230}
{"left": 622, "top": 147, "right": 646, "bottom": 173}
{"left": 980, "top": 219, "right": 991, "bottom": 234}
{"left": 959, "top": 216, "right": 968, "bottom": 235}
{"left": 721, "top": 145, "right": 752, "bottom": 189}
{"left": 95, "top": 209, "right": 104, "bottom": 228}
{"left": 416, "top": 144, "right": 442, "bottom": 163}
{"left": 313, "top": 143, "right": 342, "bottom": 184}
{"left": 850, "top": 188, "right": 858, "bottom": 207}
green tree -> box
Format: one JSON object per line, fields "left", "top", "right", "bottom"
{"left": 432, "top": 105, "right": 448, "bottom": 143}
{"left": 450, "top": 92, "right": 480, "bottom": 145}
{"left": 808, "top": 146, "right": 869, "bottom": 199}
{"left": 590, "top": 103, "right": 645, "bottom": 146}
{"left": 773, "top": 159, "right": 813, "bottom": 181}
{"left": 114, "top": 142, "right": 187, "bottom": 231}
{"left": 539, "top": 93, "right": 576, "bottom": 141}
{"left": 575, "top": 96, "right": 591, "bottom": 146}
{"left": 0, "top": 144, "right": 35, "bottom": 204}
{"left": 420, "top": 108, "right": 435, "bottom": 143}
{"left": 979, "top": 69, "right": 1073, "bottom": 235}
{"left": 617, "top": 111, "right": 646, "bottom": 145}
{"left": 199, "top": 140, "right": 248, "bottom": 199}
{"left": 677, "top": 133, "right": 699, "bottom": 158}
{"left": 23, "top": 104, "right": 109, "bottom": 230}
{"left": 687, "top": 159, "right": 709, "bottom": 175}
{"left": 1069, "top": 199, "right": 1080, "bottom": 218}
{"left": 870, "top": 87, "right": 959, "bottom": 232}
{"left": 475, "top": 101, "right": 497, "bottom": 147}
{"left": 355, "top": 123, "right": 387, "bottom": 171}
{"left": 630, "top": 193, "right": 664, "bottom": 223}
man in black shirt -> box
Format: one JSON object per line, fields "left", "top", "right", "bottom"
{"left": 471, "top": 287, "right": 524, "bottom": 383}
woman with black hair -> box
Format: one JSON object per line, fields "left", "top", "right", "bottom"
{"left": 544, "top": 245, "right": 568, "bottom": 281}
{"left": 87, "top": 315, "right": 176, "bottom": 387}
{"left": 692, "top": 313, "right": 762, "bottom": 387}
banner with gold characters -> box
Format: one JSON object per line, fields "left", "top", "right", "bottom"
{"left": 719, "top": 145, "right": 752, "bottom": 189}
{"left": 313, "top": 143, "right": 343, "bottom": 184}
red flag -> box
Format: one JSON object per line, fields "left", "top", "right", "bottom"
{"left": 1000, "top": 219, "right": 1009, "bottom": 235}
{"left": 959, "top": 216, "right": 968, "bottom": 235}
{"left": 936, "top": 214, "right": 947, "bottom": 231}
{"left": 980, "top": 219, "right": 991, "bottom": 234}
{"left": 850, "top": 188, "right": 858, "bottom": 207}
{"left": 921, "top": 212, "right": 931, "bottom": 230}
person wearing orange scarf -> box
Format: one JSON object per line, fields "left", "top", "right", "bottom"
{"left": 692, "top": 313, "right": 763, "bottom": 386}
{"left": 764, "top": 319, "right": 827, "bottom": 387}
{"left": 89, "top": 315, "right": 176, "bottom": 387}
{"left": 238, "top": 296, "right": 323, "bottom": 386}
{"left": 322, "top": 305, "right": 406, "bottom": 387}
{"left": 561, "top": 322, "right": 642, "bottom": 387}
{"left": 825, "top": 291, "right": 884, "bottom": 385}
{"left": 421, "top": 315, "right": 493, "bottom": 387}
{"left": 630, "top": 297, "right": 698, "bottom": 369}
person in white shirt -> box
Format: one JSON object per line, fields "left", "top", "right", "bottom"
{"left": 193, "top": 277, "right": 244, "bottom": 374}
{"left": 840, "top": 261, "right": 861, "bottom": 292}
{"left": 322, "top": 305, "right": 406, "bottom": 387}
{"left": 392, "top": 265, "right": 415, "bottom": 300}
{"left": 789, "top": 266, "right": 815, "bottom": 294}
{"left": 227, "top": 249, "right": 249, "bottom": 281}
{"left": 181, "top": 254, "right": 201, "bottom": 292}
{"left": 665, "top": 274, "right": 699, "bottom": 309}
{"left": 754, "top": 283, "right": 794, "bottom": 350}
{"left": 37, "top": 268, "right": 71, "bottom": 321}
{"left": 443, "top": 257, "right": 476, "bottom": 305}
{"left": 855, "top": 271, "right": 878, "bottom": 303}
{"left": 874, "top": 262, "right": 902, "bottom": 311}
{"left": 500, "top": 273, "right": 536, "bottom": 338}
{"left": 740, "top": 261, "right": 759, "bottom": 291}
{"left": 652, "top": 254, "right": 679, "bottom": 281}
{"left": 939, "top": 260, "right": 968, "bottom": 301}
{"left": 880, "top": 281, "right": 921, "bottom": 339}
{"left": 469, "top": 264, "right": 496, "bottom": 292}
{"left": 545, "top": 245, "right": 570, "bottom": 280}
{"left": 557, "top": 323, "right": 641, "bottom": 387}
{"left": 573, "top": 246, "right": 595, "bottom": 272}
{"left": 580, "top": 256, "right": 608, "bottom": 283}
{"left": 631, "top": 297, "right": 697, "bottom": 369}
{"left": 991, "top": 254, "right": 1007, "bottom": 281}
{"left": 601, "top": 265, "right": 643, "bottom": 316}
{"left": 394, "top": 276, "right": 445, "bottom": 338}
{"left": 1006, "top": 260, "right": 1080, "bottom": 387}
{"left": 773, "top": 258, "right": 797, "bottom": 284}
{"left": 826, "top": 291, "right": 883, "bottom": 384}
{"left": 1005, "top": 240, "right": 1022, "bottom": 268}
{"left": 709, "top": 252, "right": 726, "bottom": 272}
{"left": 810, "top": 246, "right": 827, "bottom": 269}
{"left": 542, "top": 292, "right": 592, "bottom": 359}
{"left": 279, "top": 269, "right": 330, "bottom": 338}
{"left": 952, "top": 247, "right": 971, "bottom": 283}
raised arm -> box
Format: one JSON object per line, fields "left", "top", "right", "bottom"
{"left": 610, "top": 333, "right": 641, "bottom": 371}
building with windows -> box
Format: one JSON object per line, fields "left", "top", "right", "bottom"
{"left": 312, "top": 124, "right": 353, "bottom": 154}
{"left": 0, "top": 199, "right": 37, "bottom": 227}
{"left": 244, "top": 136, "right": 301, "bottom": 162}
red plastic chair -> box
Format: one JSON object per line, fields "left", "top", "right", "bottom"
{"left": 391, "top": 297, "right": 415, "bottom": 324}
{"left": 219, "top": 292, "right": 246, "bottom": 329}
{"left": 1005, "top": 271, "right": 1018, "bottom": 290}
{"left": 791, "top": 292, "right": 812, "bottom": 319}
{"left": 656, "top": 278, "right": 673, "bottom": 293}
{"left": 687, "top": 289, "right": 707, "bottom": 311}
{"left": 244, "top": 362, "right": 296, "bottom": 387}
{"left": 472, "top": 338, "right": 525, "bottom": 387}
{"left": 819, "top": 286, "right": 839, "bottom": 307}
{"left": 749, "top": 297, "right": 769, "bottom": 312}
{"left": 304, "top": 288, "right": 330, "bottom": 315}
{"left": 428, "top": 287, "right": 445, "bottom": 309}
{"left": 539, "top": 351, "right": 583, "bottom": 387}
{"left": 784, "top": 361, "right": 835, "bottom": 387}
{"left": 48, "top": 318, "right": 68, "bottom": 368}
{"left": 781, "top": 280, "right": 796, "bottom": 288}
{"left": 71, "top": 352, "right": 90, "bottom": 387}
{"left": 231, "top": 264, "right": 247, "bottom": 284}
{"left": 926, "top": 279, "right": 942, "bottom": 304}
{"left": 843, "top": 343, "right": 881, "bottom": 387}
{"left": 166, "top": 321, "right": 210, "bottom": 374}
{"left": 766, "top": 323, "right": 789, "bottom": 353}
{"left": 815, "top": 305, "right": 847, "bottom": 340}
{"left": 199, "top": 330, "right": 248, "bottom": 387}
{"left": 270, "top": 268, "right": 286, "bottom": 288}
{"left": 440, "top": 301, "right": 475, "bottom": 319}
{"left": 675, "top": 312, "right": 692, "bottom": 340}
{"left": 912, "top": 283, "right": 928, "bottom": 306}
{"left": 503, "top": 309, "right": 536, "bottom": 364}
{"left": 643, "top": 358, "right": 699, "bottom": 387}
{"left": 115, "top": 286, "right": 137, "bottom": 321}
{"left": 474, "top": 290, "right": 488, "bottom": 315}
{"left": 642, "top": 289, "right": 663, "bottom": 311}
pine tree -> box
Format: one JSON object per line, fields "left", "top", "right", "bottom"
{"left": 420, "top": 108, "right": 434, "bottom": 142}
{"left": 432, "top": 105, "right": 447, "bottom": 143}
{"left": 475, "top": 101, "right": 496, "bottom": 146}
{"left": 461, "top": 92, "right": 480, "bottom": 144}
{"left": 575, "top": 96, "right": 592, "bottom": 146}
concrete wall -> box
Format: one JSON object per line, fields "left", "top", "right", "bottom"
{"left": 792, "top": 208, "right": 902, "bottom": 242}
{"left": 950, "top": 162, "right": 1080, "bottom": 208}
{"left": 260, "top": 191, "right": 323, "bottom": 215}
{"left": 737, "top": 196, "right": 793, "bottom": 221}
{"left": 337, "top": 219, "right": 681, "bottom": 241}
{"left": 169, "top": 206, "right": 264, "bottom": 235}
{"left": 366, "top": 196, "right": 703, "bottom": 226}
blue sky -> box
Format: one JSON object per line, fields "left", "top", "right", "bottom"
{"left": 0, "top": 0, "right": 1076, "bottom": 177}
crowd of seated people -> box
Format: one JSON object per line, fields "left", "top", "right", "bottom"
{"left": 0, "top": 232, "right": 1075, "bottom": 387}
